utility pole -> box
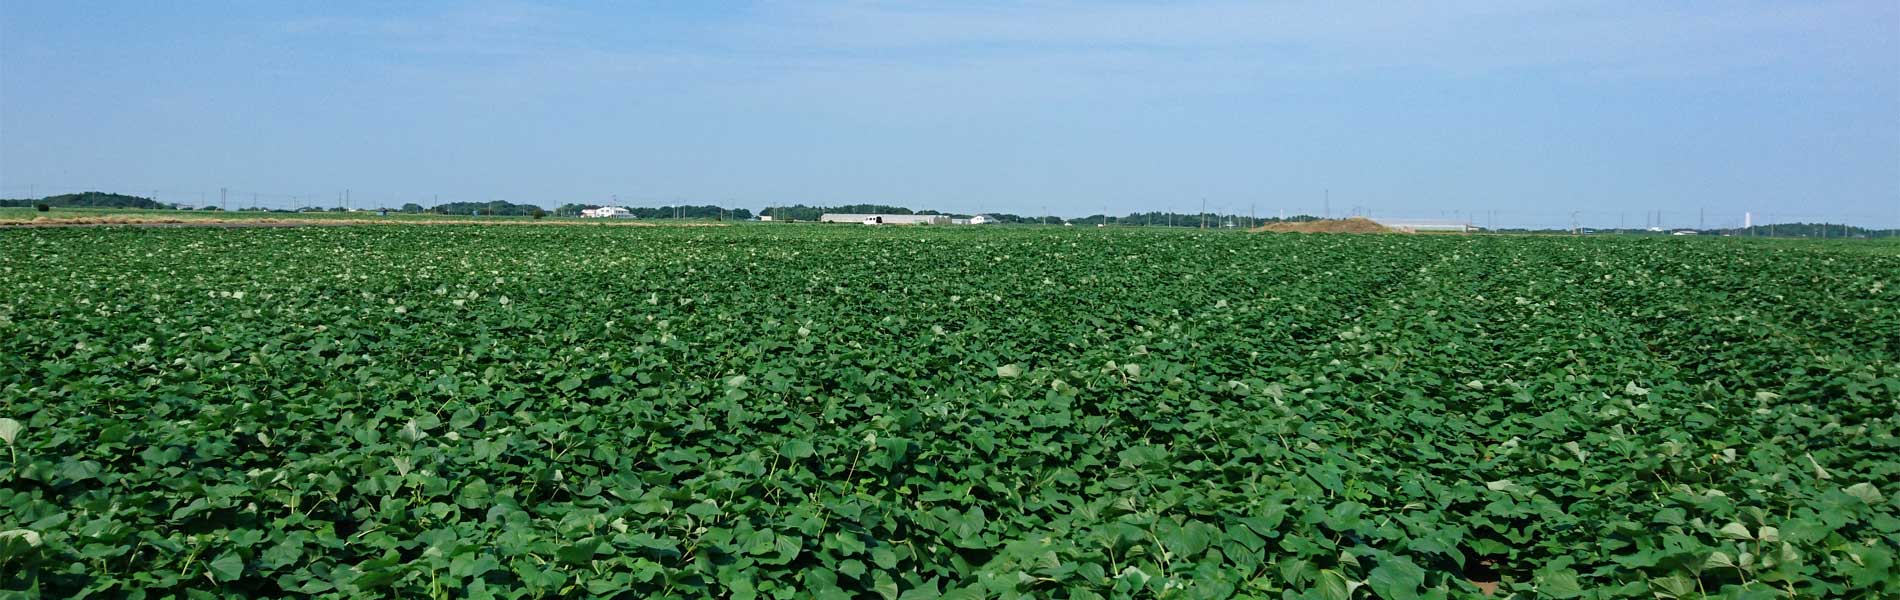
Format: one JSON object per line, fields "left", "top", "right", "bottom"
{"left": 1699, "top": 207, "right": 1705, "bottom": 230}
{"left": 1324, "top": 189, "right": 1330, "bottom": 219}
{"left": 1250, "top": 203, "right": 1256, "bottom": 229}
{"left": 220, "top": 187, "right": 228, "bottom": 211}
{"left": 1199, "top": 198, "right": 1207, "bottom": 229}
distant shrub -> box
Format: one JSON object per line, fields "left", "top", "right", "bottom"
{"left": 35, "top": 203, "right": 50, "bottom": 212}
{"left": 533, "top": 209, "right": 547, "bottom": 220}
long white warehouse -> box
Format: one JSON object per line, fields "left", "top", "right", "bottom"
{"left": 819, "top": 213, "right": 951, "bottom": 225}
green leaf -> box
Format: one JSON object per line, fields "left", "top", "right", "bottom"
{"left": 780, "top": 439, "right": 816, "bottom": 460}
{"left": 1846, "top": 543, "right": 1893, "bottom": 588}
{"left": 260, "top": 540, "right": 303, "bottom": 568}
{"left": 1116, "top": 445, "right": 1167, "bottom": 468}
{"left": 838, "top": 559, "right": 866, "bottom": 579}
{"left": 1315, "top": 569, "right": 1353, "bottom": 600}
{"left": 206, "top": 551, "right": 245, "bottom": 583}
{"left": 1368, "top": 558, "right": 1426, "bottom": 600}
{"left": 1279, "top": 557, "right": 1314, "bottom": 586}
{"left": 1650, "top": 575, "right": 1696, "bottom": 598}
{"left": 871, "top": 546, "right": 899, "bottom": 570}
{"left": 449, "top": 407, "right": 479, "bottom": 430}
{"left": 1536, "top": 567, "right": 1584, "bottom": 599}
{"left": 760, "top": 534, "right": 802, "bottom": 566}
{"left": 873, "top": 571, "right": 900, "bottom": 600}
{"left": 56, "top": 459, "right": 104, "bottom": 482}
{"left": 724, "top": 572, "right": 758, "bottom": 600}
{"left": 556, "top": 537, "right": 601, "bottom": 565}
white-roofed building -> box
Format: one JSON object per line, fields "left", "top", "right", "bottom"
{"left": 581, "top": 206, "right": 634, "bottom": 218}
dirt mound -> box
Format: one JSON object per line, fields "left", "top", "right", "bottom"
{"left": 1251, "top": 217, "right": 1395, "bottom": 234}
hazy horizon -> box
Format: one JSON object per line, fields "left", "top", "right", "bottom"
{"left": 4, "top": 2, "right": 1897, "bottom": 228}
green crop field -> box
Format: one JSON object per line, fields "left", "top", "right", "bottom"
{"left": 1, "top": 226, "right": 1895, "bottom": 599}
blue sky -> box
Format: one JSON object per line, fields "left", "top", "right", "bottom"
{"left": 3, "top": 1, "right": 1896, "bottom": 227}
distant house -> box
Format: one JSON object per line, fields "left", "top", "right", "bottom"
{"left": 581, "top": 206, "right": 634, "bottom": 218}
{"left": 759, "top": 215, "right": 774, "bottom": 221}
{"left": 819, "top": 213, "right": 950, "bottom": 225}
{"left": 1671, "top": 230, "right": 1698, "bottom": 236}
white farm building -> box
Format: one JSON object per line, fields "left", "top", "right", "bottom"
{"left": 1369, "top": 218, "right": 1474, "bottom": 233}
{"left": 820, "top": 213, "right": 950, "bottom": 225}
{"left": 581, "top": 206, "right": 634, "bottom": 218}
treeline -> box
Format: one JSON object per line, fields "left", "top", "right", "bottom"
{"left": 1490, "top": 223, "right": 1900, "bottom": 237}
{"left": 1725, "top": 223, "right": 1898, "bottom": 238}
{"left": 1070, "top": 212, "right": 1320, "bottom": 227}
{"left": 759, "top": 204, "right": 1050, "bottom": 223}
{"left": 428, "top": 200, "right": 546, "bottom": 216}
{"left": 753, "top": 205, "right": 1304, "bottom": 227}
{"left": 760, "top": 204, "right": 948, "bottom": 221}
{"left": 0, "top": 193, "right": 1398, "bottom": 229}
{"left": 0, "top": 192, "right": 170, "bottom": 210}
